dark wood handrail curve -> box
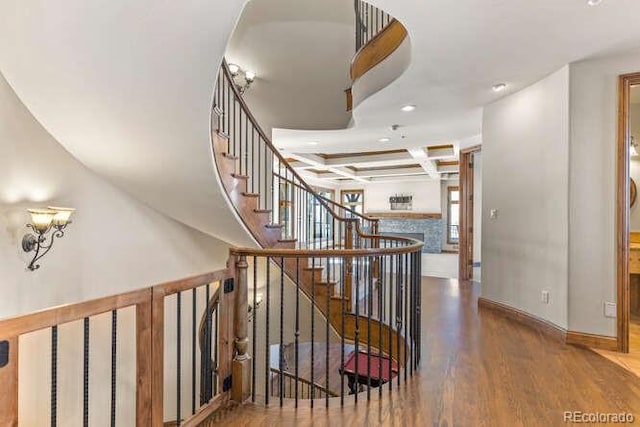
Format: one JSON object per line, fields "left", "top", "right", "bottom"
{"left": 229, "top": 237, "right": 422, "bottom": 258}
{"left": 220, "top": 61, "right": 357, "bottom": 230}
{"left": 350, "top": 19, "right": 408, "bottom": 82}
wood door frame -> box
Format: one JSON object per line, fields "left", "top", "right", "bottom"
{"left": 459, "top": 145, "right": 481, "bottom": 281}
{"left": 616, "top": 73, "right": 640, "bottom": 353}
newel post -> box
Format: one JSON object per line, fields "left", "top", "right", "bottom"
{"left": 345, "top": 221, "right": 354, "bottom": 311}
{"left": 372, "top": 219, "right": 380, "bottom": 280}
{"left": 232, "top": 255, "right": 252, "bottom": 402}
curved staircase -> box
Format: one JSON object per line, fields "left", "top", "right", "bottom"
{"left": 211, "top": 60, "right": 414, "bottom": 371}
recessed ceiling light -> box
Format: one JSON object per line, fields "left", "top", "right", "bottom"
{"left": 401, "top": 105, "right": 416, "bottom": 112}
{"left": 587, "top": 0, "right": 602, "bottom": 5}
{"left": 379, "top": 137, "right": 391, "bottom": 142}
{"left": 492, "top": 83, "right": 507, "bottom": 92}
{"left": 308, "top": 141, "right": 318, "bottom": 146}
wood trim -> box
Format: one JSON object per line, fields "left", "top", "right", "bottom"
{"left": 479, "top": 297, "right": 619, "bottom": 351}
{"left": 151, "top": 287, "right": 165, "bottom": 427}
{"left": 320, "top": 149, "right": 406, "bottom": 160}
{"left": 366, "top": 212, "right": 442, "bottom": 219}
{"left": 0, "top": 336, "right": 18, "bottom": 427}
{"left": 616, "top": 73, "right": 640, "bottom": 353}
{"left": 136, "top": 300, "right": 153, "bottom": 426}
{"left": 460, "top": 144, "right": 482, "bottom": 154}
{"left": 566, "top": 331, "right": 618, "bottom": 351}
{"left": 427, "top": 144, "right": 455, "bottom": 151}
{"left": 345, "top": 88, "right": 353, "bottom": 112}
{"left": 478, "top": 297, "right": 567, "bottom": 343}
{"left": 181, "top": 394, "right": 228, "bottom": 427}
{"left": 153, "top": 270, "right": 232, "bottom": 297}
{"left": 458, "top": 147, "right": 480, "bottom": 280}
{"left": 350, "top": 19, "right": 408, "bottom": 81}
{"left": 354, "top": 163, "right": 421, "bottom": 172}
{"left": 0, "top": 288, "right": 150, "bottom": 339}
{"left": 441, "top": 249, "right": 459, "bottom": 254}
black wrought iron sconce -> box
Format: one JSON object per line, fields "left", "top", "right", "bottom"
{"left": 22, "top": 207, "right": 75, "bottom": 271}
{"left": 228, "top": 63, "right": 256, "bottom": 95}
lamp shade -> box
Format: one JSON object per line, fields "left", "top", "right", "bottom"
{"left": 48, "top": 206, "right": 75, "bottom": 226}
{"left": 228, "top": 63, "right": 240, "bottom": 76}
{"left": 27, "top": 209, "right": 56, "bottom": 233}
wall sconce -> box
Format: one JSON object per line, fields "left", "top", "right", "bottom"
{"left": 228, "top": 63, "right": 256, "bottom": 95}
{"left": 632, "top": 136, "right": 639, "bottom": 157}
{"left": 22, "top": 206, "right": 75, "bottom": 271}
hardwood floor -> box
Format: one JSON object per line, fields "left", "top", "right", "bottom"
{"left": 202, "top": 277, "right": 640, "bottom": 426}
{"left": 594, "top": 314, "right": 640, "bottom": 377}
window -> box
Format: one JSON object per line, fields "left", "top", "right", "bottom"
{"left": 340, "top": 189, "right": 364, "bottom": 216}
{"left": 447, "top": 186, "right": 459, "bottom": 244}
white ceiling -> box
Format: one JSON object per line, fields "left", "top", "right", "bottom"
{"left": 226, "top": 0, "right": 354, "bottom": 132}
{"left": 3, "top": 0, "right": 640, "bottom": 236}
{"left": 232, "top": 0, "right": 640, "bottom": 156}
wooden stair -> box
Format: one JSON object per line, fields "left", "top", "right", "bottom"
{"left": 212, "top": 118, "right": 407, "bottom": 366}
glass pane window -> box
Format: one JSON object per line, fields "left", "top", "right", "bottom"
{"left": 447, "top": 187, "right": 459, "bottom": 244}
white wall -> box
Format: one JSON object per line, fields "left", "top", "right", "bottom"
{"left": 0, "top": 72, "right": 231, "bottom": 424}
{"left": 482, "top": 66, "right": 569, "bottom": 329}
{"left": 339, "top": 179, "right": 441, "bottom": 214}
{"left": 568, "top": 49, "right": 640, "bottom": 336}
{"left": 0, "top": 73, "right": 231, "bottom": 319}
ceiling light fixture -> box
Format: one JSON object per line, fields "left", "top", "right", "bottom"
{"left": 379, "top": 137, "right": 390, "bottom": 142}
{"left": 587, "top": 0, "right": 602, "bottom": 6}
{"left": 401, "top": 105, "right": 416, "bottom": 112}
{"left": 227, "top": 63, "right": 256, "bottom": 95}
{"left": 492, "top": 83, "right": 507, "bottom": 92}
{"left": 308, "top": 141, "right": 319, "bottom": 146}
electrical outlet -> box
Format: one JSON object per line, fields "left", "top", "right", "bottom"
{"left": 604, "top": 302, "right": 617, "bottom": 318}
{"left": 541, "top": 290, "right": 550, "bottom": 304}
{"left": 490, "top": 209, "right": 498, "bottom": 219}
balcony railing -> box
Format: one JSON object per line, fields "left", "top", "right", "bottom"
{"left": 355, "top": 0, "right": 393, "bottom": 51}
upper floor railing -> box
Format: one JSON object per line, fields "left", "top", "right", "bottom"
{"left": 214, "top": 60, "right": 379, "bottom": 251}
{"left": 0, "top": 270, "right": 233, "bottom": 426}
{"left": 355, "top": 0, "right": 393, "bottom": 51}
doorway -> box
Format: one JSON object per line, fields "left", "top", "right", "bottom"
{"left": 459, "top": 145, "right": 482, "bottom": 282}
{"left": 618, "top": 73, "right": 640, "bottom": 354}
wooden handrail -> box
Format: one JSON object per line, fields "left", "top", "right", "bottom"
{"left": 350, "top": 19, "right": 407, "bottom": 82}
{"left": 269, "top": 367, "right": 338, "bottom": 398}
{"left": 0, "top": 288, "right": 150, "bottom": 338}
{"left": 272, "top": 172, "right": 378, "bottom": 225}
{"left": 229, "top": 237, "right": 422, "bottom": 258}
{"left": 221, "top": 62, "right": 351, "bottom": 226}
{"left": 0, "top": 268, "right": 234, "bottom": 427}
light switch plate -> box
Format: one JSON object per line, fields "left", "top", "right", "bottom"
{"left": 604, "top": 302, "right": 617, "bottom": 318}
{"left": 490, "top": 209, "right": 498, "bottom": 219}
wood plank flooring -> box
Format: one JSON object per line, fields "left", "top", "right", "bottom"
{"left": 201, "top": 277, "right": 640, "bottom": 426}
{"left": 594, "top": 314, "right": 640, "bottom": 377}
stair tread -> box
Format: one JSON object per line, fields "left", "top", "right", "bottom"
{"left": 213, "top": 105, "right": 224, "bottom": 117}
{"left": 315, "top": 280, "right": 338, "bottom": 286}
{"left": 231, "top": 173, "right": 249, "bottom": 179}
{"left": 278, "top": 238, "right": 298, "bottom": 243}
{"left": 222, "top": 153, "right": 238, "bottom": 160}
{"left": 242, "top": 192, "right": 260, "bottom": 197}
{"left": 303, "top": 266, "right": 324, "bottom": 271}
{"left": 216, "top": 129, "right": 230, "bottom": 139}
{"left": 254, "top": 209, "right": 272, "bottom": 214}
{"left": 265, "top": 223, "right": 283, "bottom": 228}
